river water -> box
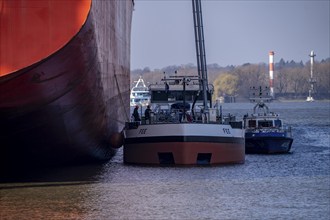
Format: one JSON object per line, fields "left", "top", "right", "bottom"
{"left": 1, "top": 102, "right": 329, "bottom": 219}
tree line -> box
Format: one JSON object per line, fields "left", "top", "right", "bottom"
{"left": 131, "top": 58, "right": 330, "bottom": 101}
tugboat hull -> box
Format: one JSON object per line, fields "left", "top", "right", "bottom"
{"left": 245, "top": 135, "right": 293, "bottom": 154}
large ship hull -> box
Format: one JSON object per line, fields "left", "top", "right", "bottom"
{"left": 0, "top": 0, "right": 133, "bottom": 172}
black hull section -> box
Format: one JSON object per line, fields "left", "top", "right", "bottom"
{"left": 245, "top": 137, "right": 293, "bottom": 154}
{"left": 0, "top": 105, "right": 116, "bottom": 168}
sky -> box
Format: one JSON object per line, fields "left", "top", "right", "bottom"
{"left": 130, "top": 0, "right": 330, "bottom": 70}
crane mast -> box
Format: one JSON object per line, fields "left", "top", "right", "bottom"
{"left": 192, "top": 0, "right": 209, "bottom": 110}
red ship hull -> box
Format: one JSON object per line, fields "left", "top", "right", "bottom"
{"left": 0, "top": 0, "right": 133, "bottom": 172}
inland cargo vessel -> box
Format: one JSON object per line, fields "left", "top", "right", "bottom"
{"left": 124, "top": 75, "right": 245, "bottom": 165}
{"left": 124, "top": 0, "right": 245, "bottom": 165}
{"left": 0, "top": 0, "right": 134, "bottom": 172}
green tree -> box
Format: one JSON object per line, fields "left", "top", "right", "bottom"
{"left": 286, "top": 67, "right": 309, "bottom": 98}
{"left": 312, "top": 61, "right": 330, "bottom": 98}
{"left": 213, "top": 73, "right": 239, "bottom": 101}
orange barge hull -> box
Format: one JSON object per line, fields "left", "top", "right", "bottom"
{"left": 0, "top": 0, "right": 133, "bottom": 171}
{"left": 124, "top": 142, "right": 245, "bottom": 165}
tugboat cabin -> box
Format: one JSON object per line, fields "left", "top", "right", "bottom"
{"left": 244, "top": 114, "right": 283, "bottom": 130}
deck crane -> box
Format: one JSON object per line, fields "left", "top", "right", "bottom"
{"left": 192, "top": 0, "right": 209, "bottom": 111}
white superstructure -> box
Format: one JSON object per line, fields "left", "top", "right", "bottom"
{"left": 130, "top": 76, "right": 150, "bottom": 106}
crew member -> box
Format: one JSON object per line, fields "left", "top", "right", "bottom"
{"left": 132, "top": 105, "right": 141, "bottom": 122}
{"left": 144, "top": 105, "right": 152, "bottom": 124}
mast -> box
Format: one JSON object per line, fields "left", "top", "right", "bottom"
{"left": 192, "top": 0, "right": 208, "bottom": 110}
{"left": 307, "top": 50, "right": 316, "bottom": 101}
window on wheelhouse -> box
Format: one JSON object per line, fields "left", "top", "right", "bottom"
{"left": 151, "top": 90, "right": 211, "bottom": 102}
{"left": 274, "top": 119, "right": 282, "bottom": 127}
{"left": 258, "top": 120, "right": 273, "bottom": 128}
{"left": 248, "top": 120, "right": 256, "bottom": 128}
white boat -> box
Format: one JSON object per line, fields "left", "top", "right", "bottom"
{"left": 306, "top": 90, "right": 314, "bottom": 102}
{"left": 130, "top": 76, "right": 150, "bottom": 106}
{"left": 306, "top": 96, "right": 314, "bottom": 102}
{"left": 123, "top": 75, "right": 245, "bottom": 165}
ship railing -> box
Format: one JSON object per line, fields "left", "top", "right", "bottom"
{"left": 246, "top": 126, "right": 292, "bottom": 134}
{"left": 138, "top": 109, "right": 242, "bottom": 127}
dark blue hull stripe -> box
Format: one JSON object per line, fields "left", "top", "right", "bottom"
{"left": 124, "top": 136, "right": 244, "bottom": 144}
{"left": 245, "top": 137, "right": 293, "bottom": 153}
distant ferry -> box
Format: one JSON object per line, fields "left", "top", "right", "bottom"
{"left": 130, "top": 76, "right": 151, "bottom": 107}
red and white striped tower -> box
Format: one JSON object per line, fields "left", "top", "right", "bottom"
{"left": 269, "top": 51, "right": 275, "bottom": 99}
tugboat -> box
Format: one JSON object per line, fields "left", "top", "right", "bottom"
{"left": 123, "top": 75, "right": 245, "bottom": 165}
{"left": 243, "top": 87, "right": 293, "bottom": 154}
{"left": 130, "top": 76, "right": 151, "bottom": 107}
